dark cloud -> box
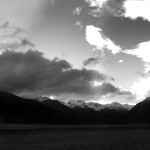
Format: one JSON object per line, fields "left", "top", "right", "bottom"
{"left": 101, "top": 17, "right": 150, "bottom": 49}
{"left": 93, "top": 82, "right": 131, "bottom": 96}
{"left": 0, "top": 49, "right": 132, "bottom": 101}
{"left": 83, "top": 57, "right": 99, "bottom": 66}
{"left": 21, "top": 39, "right": 35, "bottom": 47}
{"left": 0, "top": 50, "right": 106, "bottom": 95}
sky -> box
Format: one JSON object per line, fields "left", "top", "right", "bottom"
{"left": 0, "top": 0, "right": 150, "bottom": 104}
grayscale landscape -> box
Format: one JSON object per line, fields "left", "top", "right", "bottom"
{"left": 0, "top": 0, "right": 150, "bottom": 149}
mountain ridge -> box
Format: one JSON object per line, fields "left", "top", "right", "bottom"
{"left": 0, "top": 90, "right": 150, "bottom": 124}
{"left": 67, "top": 100, "right": 133, "bottom": 111}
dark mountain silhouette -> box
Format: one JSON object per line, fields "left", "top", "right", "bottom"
{"left": 67, "top": 100, "right": 132, "bottom": 124}
{"left": 39, "top": 97, "right": 89, "bottom": 124}
{"left": 3, "top": 90, "right": 150, "bottom": 125}
{"left": 124, "top": 97, "right": 150, "bottom": 124}
{"left": 0, "top": 91, "right": 85, "bottom": 124}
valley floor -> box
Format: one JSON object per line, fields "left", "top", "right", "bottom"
{"left": 0, "top": 124, "right": 150, "bottom": 150}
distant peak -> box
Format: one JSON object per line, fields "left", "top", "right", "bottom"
{"left": 36, "top": 96, "right": 52, "bottom": 101}
{"left": 68, "top": 100, "right": 85, "bottom": 104}
{"left": 67, "top": 100, "right": 86, "bottom": 108}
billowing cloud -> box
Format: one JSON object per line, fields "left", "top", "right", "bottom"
{"left": 86, "top": 25, "right": 121, "bottom": 54}
{"left": 0, "top": 50, "right": 109, "bottom": 95}
{"left": 123, "top": 0, "right": 150, "bottom": 22}
{"left": 0, "top": 49, "right": 133, "bottom": 103}
{"left": 85, "top": 25, "right": 150, "bottom": 101}
{"left": 88, "top": 82, "right": 136, "bottom": 104}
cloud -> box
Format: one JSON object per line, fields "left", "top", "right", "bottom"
{"left": 0, "top": 50, "right": 109, "bottom": 95}
{"left": 58, "top": 81, "right": 135, "bottom": 103}
{"left": 122, "top": 40, "right": 150, "bottom": 101}
{"left": 85, "top": 0, "right": 108, "bottom": 8}
{"left": 85, "top": 0, "right": 150, "bottom": 22}
{"left": 86, "top": 25, "right": 121, "bottom": 54}
{"left": 0, "top": 22, "right": 34, "bottom": 51}
{"left": 73, "top": 7, "right": 82, "bottom": 15}
{"left": 130, "top": 76, "right": 150, "bottom": 101}
{"left": 90, "top": 82, "right": 136, "bottom": 104}
{"left": 125, "top": 41, "right": 150, "bottom": 63}
{"left": 0, "top": 49, "right": 133, "bottom": 103}
{"left": 118, "top": 59, "right": 124, "bottom": 63}
{"left": 98, "top": 91, "right": 136, "bottom": 104}
{"left": 75, "top": 21, "right": 83, "bottom": 30}
{"left": 125, "top": 40, "right": 150, "bottom": 72}
{"left": 83, "top": 57, "right": 100, "bottom": 66}
{"left": 84, "top": 0, "right": 125, "bottom": 18}
{"left": 123, "top": 0, "right": 150, "bottom": 22}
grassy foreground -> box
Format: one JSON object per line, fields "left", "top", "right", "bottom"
{"left": 0, "top": 124, "right": 150, "bottom": 150}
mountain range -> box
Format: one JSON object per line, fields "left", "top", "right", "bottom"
{"left": 0, "top": 90, "right": 149, "bottom": 124}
